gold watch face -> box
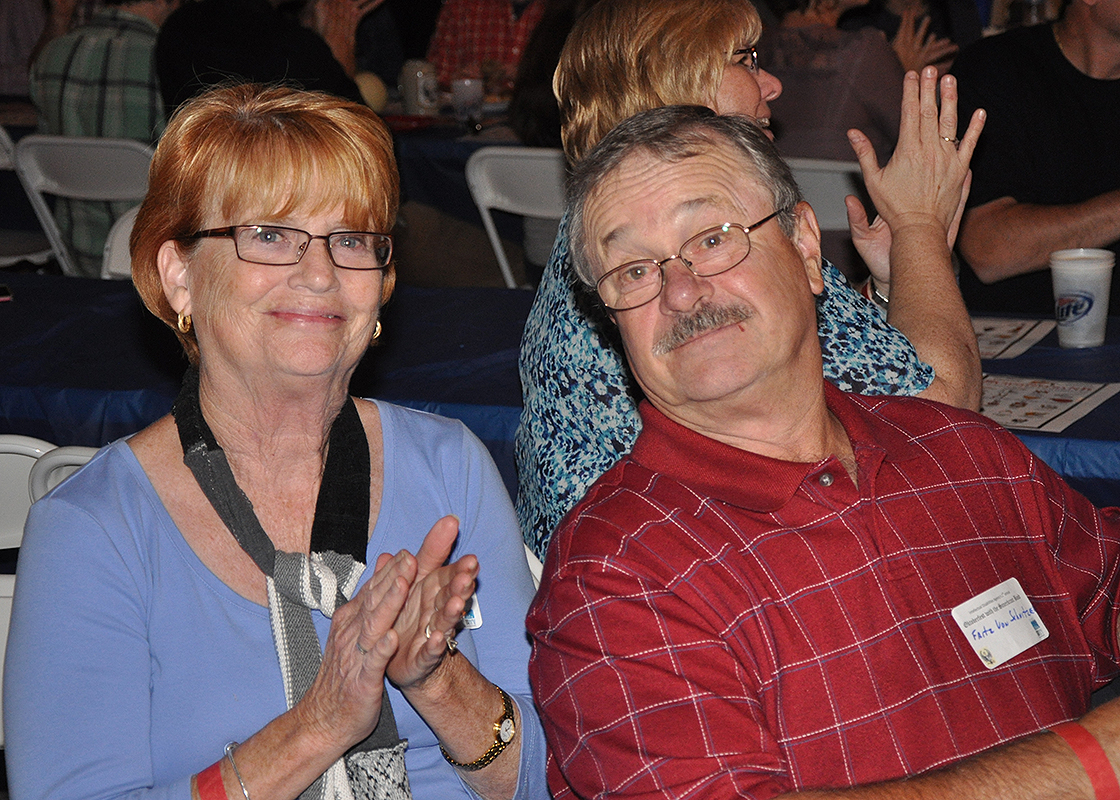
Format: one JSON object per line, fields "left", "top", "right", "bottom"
{"left": 498, "top": 717, "right": 515, "bottom": 743}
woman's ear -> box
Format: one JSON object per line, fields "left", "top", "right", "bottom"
{"left": 792, "top": 201, "right": 824, "bottom": 295}
{"left": 380, "top": 266, "right": 396, "bottom": 306}
{"left": 157, "top": 240, "right": 191, "bottom": 316}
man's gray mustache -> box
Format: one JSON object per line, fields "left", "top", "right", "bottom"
{"left": 653, "top": 304, "right": 752, "bottom": 355}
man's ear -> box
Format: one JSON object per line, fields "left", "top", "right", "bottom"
{"left": 792, "top": 201, "right": 824, "bottom": 295}
{"left": 157, "top": 239, "right": 191, "bottom": 317}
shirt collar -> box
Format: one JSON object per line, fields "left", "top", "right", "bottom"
{"left": 629, "top": 383, "right": 922, "bottom": 512}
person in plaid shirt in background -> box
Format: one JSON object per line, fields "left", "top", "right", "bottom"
{"left": 426, "top": 0, "right": 544, "bottom": 92}
{"left": 29, "top": 0, "right": 180, "bottom": 277}
{"left": 527, "top": 100, "right": 1120, "bottom": 800}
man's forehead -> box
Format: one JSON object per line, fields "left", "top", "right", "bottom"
{"left": 596, "top": 139, "right": 764, "bottom": 198}
{"left": 586, "top": 142, "right": 768, "bottom": 245}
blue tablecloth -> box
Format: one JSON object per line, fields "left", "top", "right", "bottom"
{"left": 981, "top": 317, "right": 1120, "bottom": 508}
{"left": 2, "top": 270, "right": 1117, "bottom": 507}
{"left": 0, "top": 272, "right": 532, "bottom": 496}
{"left": 396, "top": 130, "right": 490, "bottom": 226}
{"left": 394, "top": 128, "right": 523, "bottom": 242}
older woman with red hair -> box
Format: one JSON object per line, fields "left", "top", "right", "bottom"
{"left": 5, "top": 84, "right": 547, "bottom": 800}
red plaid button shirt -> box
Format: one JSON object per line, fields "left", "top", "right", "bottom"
{"left": 528, "top": 386, "right": 1120, "bottom": 800}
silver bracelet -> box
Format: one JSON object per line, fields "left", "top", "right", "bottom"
{"left": 868, "top": 276, "right": 890, "bottom": 310}
{"left": 224, "top": 741, "right": 251, "bottom": 800}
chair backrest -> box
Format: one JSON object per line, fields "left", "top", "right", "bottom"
{"left": 13, "top": 135, "right": 153, "bottom": 276}
{"left": 465, "top": 146, "right": 567, "bottom": 289}
{"left": 785, "top": 157, "right": 866, "bottom": 232}
{"left": 524, "top": 543, "right": 543, "bottom": 590}
{"left": 0, "top": 434, "right": 56, "bottom": 550}
{"left": 101, "top": 204, "right": 140, "bottom": 280}
{"left": 29, "top": 445, "right": 97, "bottom": 503}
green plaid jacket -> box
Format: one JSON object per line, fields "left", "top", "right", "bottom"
{"left": 29, "top": 8, "right": 163, "bottom": 277}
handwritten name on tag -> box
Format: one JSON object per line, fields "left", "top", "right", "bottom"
{"left": 951, "top": 578, "right": 1048, "bottom": 669}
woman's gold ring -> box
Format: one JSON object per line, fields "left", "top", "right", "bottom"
{"left": 942, "top": 136, "right": 960, "bottom": 146}
{"left": 425, "top": 621, "right": 456, "bottom": 651}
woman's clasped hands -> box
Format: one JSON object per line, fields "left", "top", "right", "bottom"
{"left": 298, "top": 515, "right": 478, "bottom": 749}
{"left": 381, "top": 515, "right": 479, "bottom": 691}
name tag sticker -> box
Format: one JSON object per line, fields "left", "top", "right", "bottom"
{"left": 951, "top": 577, "right": 1048, "bottom": 669}
{"left": 461, "top": 593, "right": 482, "bottom": 630}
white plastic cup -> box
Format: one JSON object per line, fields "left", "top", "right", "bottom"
{"left": 1050, "top": 248, "right": 1115, "bottom": 348}
{"left": 450, "top": 78, "right": 484, "bottom": 122}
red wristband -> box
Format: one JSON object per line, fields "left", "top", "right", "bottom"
{"left": 1052, "top": 721, "right": 1120, "bottom": 800}
{"left": 196, "top": 761, "right": 228, "bottom": 800}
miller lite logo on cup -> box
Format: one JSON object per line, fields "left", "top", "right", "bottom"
{"left": 1055, "top": 293, "right": 1093, "bottom": 324}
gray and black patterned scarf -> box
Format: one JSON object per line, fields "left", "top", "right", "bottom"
{"left": 173, "top": 366, "right": 411, "bottom": 800}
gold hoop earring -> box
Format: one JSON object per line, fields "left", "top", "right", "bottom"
{"left": 177, "top": 311, "right": 192, "bottom": 334}
{"left": 371, "top": 319, "right": 382, "bottom": 340}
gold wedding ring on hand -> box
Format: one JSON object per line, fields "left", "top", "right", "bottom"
{"left": 355, "top": 622, "right": 458, "bottom": 655}
{"left": 423, "top": 618, "right": 459, "bottom": 649}
{"left": 941, "top": 135, "right": 960, "bottom": 147}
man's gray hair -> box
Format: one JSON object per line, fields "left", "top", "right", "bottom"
{"left": 568, "top": 105, "right": 803, "bottom": 288}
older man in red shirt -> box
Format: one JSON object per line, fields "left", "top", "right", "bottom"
{"left": 526, "top": 85, "right": 1120, "bottom": 800}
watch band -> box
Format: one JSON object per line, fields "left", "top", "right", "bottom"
{"left": 440, "top": 686, "right": 516, "bottom": 771}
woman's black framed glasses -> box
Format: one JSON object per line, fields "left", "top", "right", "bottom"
{"left": 182, "top": 225, "right": 393, "bottom": 271}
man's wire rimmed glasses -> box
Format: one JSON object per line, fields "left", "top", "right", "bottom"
{"left": 183, "top": 225, "right": 393, "bottom": 271}
{"left": 595, "top": 209, "right": 788, "bottom": 311}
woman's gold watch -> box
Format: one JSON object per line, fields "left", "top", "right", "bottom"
{"left": 440, "top": 687, "right": 516, "bottom": 771}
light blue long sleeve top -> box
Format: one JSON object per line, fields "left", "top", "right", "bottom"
{"left": 5, "top": 401, "right": 547, "bottom": 800}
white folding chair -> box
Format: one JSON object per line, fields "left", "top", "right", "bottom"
{"left": 101, "top": 204, "right": 140, "bottom": 280}
{"left": 465, "top": 146, "right": 567, "bottom": 289}
{"left": 14, "top": 134, "right": 153, "bottom": 277}
{"left": 29, "top": 445, "right": 97, "bottom": 503}
{"left": 524, "top": 543, "right": 543, "bottom": 590}
{"left": 785, "top": 158, "right": 867, "bottom": 232}
{"left": 0, "top": 434, "right": 55, "bottom": 550}
{"left": 0, "top": 126, "right": 53, "bottom": 269}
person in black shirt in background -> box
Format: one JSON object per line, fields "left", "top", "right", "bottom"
{"left": 155, "top": 0, "right": 381, "bottom": 112}
{"left": 951, "top": 0, "right": 1120, "bottom": 313}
